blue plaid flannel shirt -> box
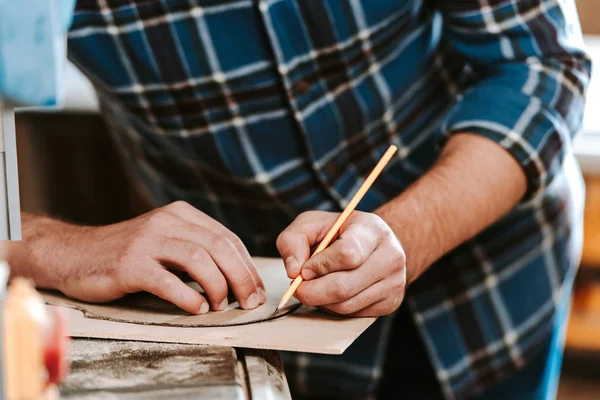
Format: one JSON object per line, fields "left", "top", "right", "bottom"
{"left": 67, "top": 1, "right": 591, "bottom": 398}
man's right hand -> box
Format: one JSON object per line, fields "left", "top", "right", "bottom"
{"left": 7, "top": 201, "right": 266, "bottom": 314}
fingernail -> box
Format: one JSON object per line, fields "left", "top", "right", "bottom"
{"left": 199, "top": 302, "right": 209, "bottom": 314}
{"left": 246, "top": 293, "right": 260, "bottom": 309}
{"left": 218, "top": 298, "right": 228, "bottom": 311}
{"left": 302, "top": 269, "right": 316, "bottom": 280}
{"left": 286, "top": 256, "right": 299, "bottom": 275}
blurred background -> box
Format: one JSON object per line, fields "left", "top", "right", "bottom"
{"left": 11, "top": 1, "right": 600, "bottom": 398}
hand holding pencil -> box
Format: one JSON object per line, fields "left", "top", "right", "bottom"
{"left": 275, "top": 145, "right": 407, "bottom": 317}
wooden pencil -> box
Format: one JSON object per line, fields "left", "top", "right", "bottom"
{"left": 274, "top": 144, "right": 398, "bottom": 315}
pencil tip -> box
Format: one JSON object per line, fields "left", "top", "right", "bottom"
{"left": 272, "top": 307, "right": 280, "bottom": 317}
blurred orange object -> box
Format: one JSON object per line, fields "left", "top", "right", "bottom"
{"left": 2, "top": 278, "right": 48, "bottom": 400}
{"left": 2, "top": 277, "right": 69, "bottom": 399}
{"left": 581, "top": 176, "right": 600, "bottom": 268}
{"left": 43, "top": 307, "right": 69, "bottom": 385}
{"left": 566, "top": 175, "right": 600, "bottom": 352}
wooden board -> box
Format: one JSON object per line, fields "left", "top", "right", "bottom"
{"left": 242, "top": 348, "right": 292, "bottom": 400}
{"left": 62, "top": 341, "right": 241, "bottom": 396}
{"left": 61, "top": 339, "right": 291, "bottom": 399}
{"left": 48, "top": 258, "right": 376, "bottom": 355}
{"left": 42, "top": 258, "right": 300, "bottom": 327}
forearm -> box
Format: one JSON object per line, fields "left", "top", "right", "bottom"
{"left": 5, "top": 204, "right": 266, "bottom": 312}
{"left": 5, "top": 212, "right": 78, "bottom": 289}
{"left": 375, "top": 133, "right": 526, "bottom": 283}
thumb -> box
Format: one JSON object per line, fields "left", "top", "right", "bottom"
{"left": 276, "top": 211, "right": 338, "bottom": 278}
{"left": 276, "top": 229, "right": 310, "bottom": 279}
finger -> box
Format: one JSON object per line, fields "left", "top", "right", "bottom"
{"left": 348, "top": 297, "right": 403, "bottom": 317}
{"left": 155, "top": 238, "right": 229, "bottom": 311}
{"left": 300, "top": 221, "right": 381, "bottom": 280}
{"left": 163, "top": 202, "right": 266, "bottom": 296}
{"left": 163, "top": 201, "right": 262, "bottom": 286}
{"left": 203, "top": 235, "right": 263, "bottom": 310}
{"left": 138, "top": 266, "right": 208, "bottom": 314}
{"left": 276, "top": 211, "right": 340, "bottom": 278}
{"left": 322, "top": 278, "right": 404, "bottom": 316}
{"left": 295, "top": 248, "right": 390, "bottom": 306}
{"left": 155, "top": 217, "right": 263, "bottom": 309}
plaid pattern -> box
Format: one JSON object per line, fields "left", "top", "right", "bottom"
{"left": 67, "top": 1, "right": 590, "bottom": 398}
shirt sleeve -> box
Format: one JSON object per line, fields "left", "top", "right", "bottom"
{"left": 437, "top": 0, "right": 591, "bottom": 200}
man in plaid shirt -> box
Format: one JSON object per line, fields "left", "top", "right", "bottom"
{"left": 6, "top": 0, "right": 591, "bottom": 398}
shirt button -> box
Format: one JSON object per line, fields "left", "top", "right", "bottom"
{"left": 294, "top": 80, "right": 311, "bottom": 96}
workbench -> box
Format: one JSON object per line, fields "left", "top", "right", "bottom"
{"left": 61, "top": 339, "right": 292, "bottom": 399}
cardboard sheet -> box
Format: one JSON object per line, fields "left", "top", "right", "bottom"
{"left": 44, "top": 257, "right": 377, "bottom": 354}
{"left": 42, "top": 258, "right": 300, "bottom": 327}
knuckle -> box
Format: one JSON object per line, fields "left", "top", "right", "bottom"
{"left": 229, "top": 267, "right": 256, "bottom": 296}
{"left": 184, "top": 245, "right": 208, "bottom": 264}
{"left": 379, "top": 307, "right": 391, "bottom": 317}
{"left": 147, "top": 210, "right": 171, "bottom": 227}
{"left": 247, "top": 264, "right": 261, "bottom": 281}
{"left": 370, "top": 213, "right": 391, "bottom": 234}
{"left": 387, "top": 297, "right": 402, "bottom": 315}
{"left": 210, "top": 234, "right": 234, "bottom": 252}
{"left": 295, "top": 211, "right": 315, "bottom": 224}
{"left": 167, "top": 200, "right": 191, "bottom": 212}
{"left": 331, "top": 279, "right": 351, "bottom": 301}
{"left": 228, "top": 234, "right": 245, "bottom": 250}
{"left": 339, "top": 245, "right": 362, "bottom": 267}
{"left": 397, "top": 252, "right": 407, "bottom": 267}
{"left": 391, "top": 248, "right": 406, "bottom": 268}
{"left": 395, "top": 294, "right": 404, "bottom": 307}
{"left": 159, "top": 276, "right": 179, "bottom": 296}
{"left": 368, "top": 212, "right": 385, "bottom": 226}
{"left": 238, "top": 270, "right": 256, "bottom": 289}
{"left": 309, "top": 256, "right": 327, "bottom": 277}
{"left": 308, "top": 264, "right": 323, "bottom": 279}
{"left": 216, "top": 280, "right": 229, "bottom": 300}
{"left": 276, "top": 230, "right": 292, "bottom": 249}
{"left": 336, "top": 300, "right": 355, "bottom": 315}
{"left": 295, "top": 211, "right": 328, "bottom": 226}
{"left": 207, "top": 278, "right": 229, "bottom": 301}
{"left": 393, "top": 273, "right": 406, "bottom": 290}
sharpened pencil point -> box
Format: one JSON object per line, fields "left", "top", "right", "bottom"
{"left": 272, "top": 307, "right": 280, "bottom": 317}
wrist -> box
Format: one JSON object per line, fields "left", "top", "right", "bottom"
{"left": 6, "top": 213, "right": 80, "bottom": 291}
{"left": 375, "top": 191, "right": 441, "bottom": 285}
{"left": 374, "top": 133, "right": 527, "bottom": 285}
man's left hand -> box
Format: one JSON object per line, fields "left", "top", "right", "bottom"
{"left": 276, "top": 211, "right": 406, "bottom": 317}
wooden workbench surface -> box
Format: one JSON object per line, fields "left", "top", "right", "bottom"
{"left": 60, "top": 339, "right": 291, "bottom": 399}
